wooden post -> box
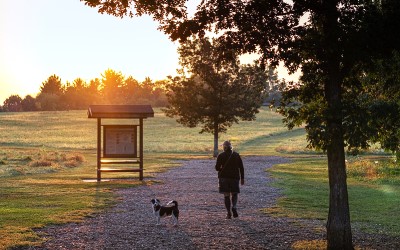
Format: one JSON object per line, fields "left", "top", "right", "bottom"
{"left": 139, "top": 118, "right": 144, "bottom": 180}
{"left": 97, "top": 118, "right": 101, "bottom": 181}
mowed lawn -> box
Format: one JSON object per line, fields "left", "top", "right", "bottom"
{"left": 0, "top": 107, "right": 399, "bottom": 249}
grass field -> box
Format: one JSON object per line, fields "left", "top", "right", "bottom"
{"left": 0, "top": 107, "right": 399, "bottom": 249}
{"left": 268, "top": 158, "right": 400, "bottom": 236}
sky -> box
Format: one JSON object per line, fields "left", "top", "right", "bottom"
{"left": 0, "top": 0, "right": 299, "bottom": 104}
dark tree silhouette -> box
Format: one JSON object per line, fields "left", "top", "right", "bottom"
{"left": 21, "top": 95, "right": 37, "bottom": 111}
{"left": 163, "top": 38, "right": 268, "bottom": 157}
{"left": 3, "top": 95, "right": 22, "bottom": 112}
{"left": 40, "top": 74, "right": 64, "bottom": 96}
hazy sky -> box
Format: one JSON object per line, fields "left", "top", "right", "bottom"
{"left": 0, "top": 0, "right": 298, "bottom": 104}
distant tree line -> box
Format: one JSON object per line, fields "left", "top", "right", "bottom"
{"left": 0, "top": 69, "right": 170, "bottom": 112}
{"left": 1, "top": 67, "right": 281, "bottom": 112}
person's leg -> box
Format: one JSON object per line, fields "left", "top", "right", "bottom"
{"left": 231, "top": 193, "right": 238, "bottom": 217}
{"left": 224, "top": 193, "right": 232, "bottom": 219}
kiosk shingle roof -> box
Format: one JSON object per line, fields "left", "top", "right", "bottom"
{"left": 88, "top": 105, "right": 154, "bottom": 119}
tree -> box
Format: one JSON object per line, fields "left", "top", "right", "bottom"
{"left": 123, "top": 76, "right": 141, "bottom": 104}
{"left": 87, "top": 78, "right": 101, "bottom": 104}
{"left": 81, "top": 0, "right": 400, "bottom": 248}
{"left": 100, "top": 69, "right": 125, "bottom": 104}
{"left": 364, "top": 52, "right": 400, "bottom": 159}
{"left": 40, "top": 74, "right": 64, "bottom": 96}
{"left": 163, "top": 38, "right": 267, "bottom": 157}
{"left": 3, "top": 95, "right": 22, "bottom": 112}
{"left": 330, "top": 50, "right": 400, "bottom": 160}
{"left": 63, "top": 78, "right": 90, "bottom": 109}
{"left": 141, "top": 77, "right": 154, "bottom": 94}
{"left": 263, "top": 67, "right": 280, "bottom": 106}
{"left": 152, "top": 80, "right": 169, "bottom": 107}
{"left": 38, "top": 74, "right": 64, "bottom": 110}
{"left": 342, "top": 1, "right": 400, "bottom": 159}
{"left": 21, "top": 95, "right": 37, "bottom": 111}
{"left": 36, "top": 93, "right": 61, "bottom": 111}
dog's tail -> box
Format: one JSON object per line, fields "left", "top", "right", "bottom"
{"left": 167, "top": 200, "right": 178, "bottom": 207}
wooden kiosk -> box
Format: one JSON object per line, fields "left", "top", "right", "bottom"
{"left": 87, "top": 105, "right": 154, "bottom": 181}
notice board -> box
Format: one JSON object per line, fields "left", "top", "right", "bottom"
{"left": 103, "top": 125, "right": 137, "bottom": 158}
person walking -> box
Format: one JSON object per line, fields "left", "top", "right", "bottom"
{"left": 215, "top": 141, "right": 245, "bottom": 219}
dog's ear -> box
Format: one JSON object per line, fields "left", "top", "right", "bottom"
{"left": 151, "top": 199, "right": 155, "bottom": 204}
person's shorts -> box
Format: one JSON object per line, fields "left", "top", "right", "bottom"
{"left": 218, "top": 178, "right": 240, "bottom": 193}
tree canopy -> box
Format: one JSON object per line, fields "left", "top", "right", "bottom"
{"left": 40, "top": 74, "right": 64, "bottom": 96}
{"left": 163, "top": 37, "right": 270, "bottom": 156}
{"left": 3, "top": 95, "right": 23, "bottom": 112}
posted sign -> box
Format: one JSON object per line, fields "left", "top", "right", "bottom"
{"left": 103, "top": 125, "right": 137, "bottom": 158}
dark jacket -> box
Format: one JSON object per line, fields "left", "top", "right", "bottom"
{"left": 215, "top": 150, "right": 244, "bottom": 180}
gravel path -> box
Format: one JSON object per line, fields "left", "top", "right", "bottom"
{"left": 32, "top": 156, "right": 399, "bottom": 249}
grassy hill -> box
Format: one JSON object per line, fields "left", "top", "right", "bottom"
{"left": 0, "top": 107, "right": 399, "bottom": 249}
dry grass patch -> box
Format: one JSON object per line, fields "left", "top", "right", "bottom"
{"left": 0, "top": 149, "right": 85, "bottom": 177}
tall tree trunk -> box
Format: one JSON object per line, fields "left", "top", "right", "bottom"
{"left": 213, "top": 122, "right": 219, "bottom": 157}
{"left": 326, "top": 121, "right": 353, "bottom": 249}
{"left": 325, "top": 71, "right": 354, "bottom": 249}
{"left": 321, "top": 1, "right": 353, "bottom": 249}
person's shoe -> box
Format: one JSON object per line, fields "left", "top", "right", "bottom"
{"left": 232, "top": 208, "right": 238, "bottom": 218}
{"left": 226, "top": 212, "right": 232, "bottom": 219}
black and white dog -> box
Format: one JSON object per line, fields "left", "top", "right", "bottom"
{"left": 150, "top": 198, "right": 179, "bottom": 226}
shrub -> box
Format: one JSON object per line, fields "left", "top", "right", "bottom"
{"left": 67, "top": 154, "right": 85, "bottom": 163}
{"left": 29, "top": 160, "right": 53, "bottom": 168}
{"left": 347, "top": 158, "right": 400, "bottom": 182}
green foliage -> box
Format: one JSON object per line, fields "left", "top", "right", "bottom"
{"left": 355, "top": 51, "right": 400, "bottom": 155}
{"left": 278, "top": 2, "right": 400, "bottom": 155}
{"left": 163, "top": 37, "right": 269, "bottom": 155}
